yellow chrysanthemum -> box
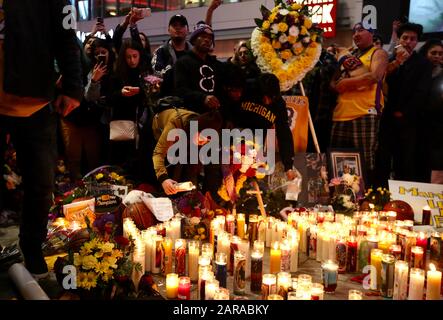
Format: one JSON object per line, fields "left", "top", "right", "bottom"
{"left": 304, "top": 18, "right": 312, "bottom": 29}
{"left": 260, "top": 36, "right": 271, "bottom": 44}
{"left": 73, "top": 253, "right": 82, "bottom": 267}
{"left": 101, "top": 270, "right": 113, "bottom": 283}
{"left": 95, "top": 260, "right": 111, "bottom": 274}
{"left": 269, "top": 12, "right": 277, "bottom": 23}
{"left": 280, "top": 49, "right": 293, "bottom": 60}
{"left": 311, "top": 34, "right": 318, "bottom": 42}
{"left": 300, "top": 26, "right": 308, "bottom": 35}
{"left": 262, "top": 20, "right": 270, "bottom": 30}
{"left": 264, "top": 52, "right": 275, "bottom": 62}
{"left": 83, "top": 271, "right": 97, "bottom": 289}
{"left": 289, "top": 11, "right": 299, "bottom": 18}
{"left": 278, "top": 22, "right": 288, "bottom": 33}
{"left": 98, "top": 242, "right": 114, "bottom": 254}
{"left": 95, "top": 173, "right": 104, "bottom": 180}
{"left": 77, "top": 272, "right": 88, "bottom": 289}
{"left": 291, "top": 3, "right": 302, "bottom": 10}
{"left": 82, "top": 255, "right": 99, "bottom": 270}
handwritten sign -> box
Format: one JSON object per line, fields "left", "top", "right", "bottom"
{"left": 389, "top": 180, "right": 443, "bottom": 226}
{"left": 142, "top": 197, "right": 174, "bottom": 222}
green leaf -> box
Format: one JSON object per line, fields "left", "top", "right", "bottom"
{"left": 260, "top": 5, "right": 271, "bottom": 20}
{"left": 255, "top": 18, "right": 263, "bottom": 28}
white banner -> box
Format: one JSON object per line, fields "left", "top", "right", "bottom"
{"left": 389, "top": 180, "right": 443, "bottom": 227}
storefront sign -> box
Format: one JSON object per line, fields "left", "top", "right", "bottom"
{"left": 292, "top": 0, "right": 337, "bottom": 38}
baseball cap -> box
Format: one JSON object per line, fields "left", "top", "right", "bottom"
{"left": 169, "top": 14, "right": 188, "bottom": 27}
{"left": 352, "top": 22, "right": 374, "bottom": 34}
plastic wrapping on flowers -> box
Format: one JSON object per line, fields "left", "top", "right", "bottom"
{"left": 251, "top": 0, "right": 323, "bottom": 91}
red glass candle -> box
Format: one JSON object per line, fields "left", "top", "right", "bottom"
{"left": 422, "top": 206, "right": 431, "bottom": 225}
{"left": 346, "top": 237, "right": 358, "bottom": 273}
{"left": 416, "top": 232, "right": 428, "bottom": 267}
{"left": 175, "top": 239, "right": 186, "bottom": 276}
{"left": 389, "top": 244, "right": 402, "bottom": 261}
{"left": 178, "top": 276, "right": 191, "bottom": 300}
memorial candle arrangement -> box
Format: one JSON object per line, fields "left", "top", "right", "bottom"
{"left": 175, "top": 239, "right": 186, "bottom": 276}
{"left": 251, "top": 249, "right": 263, "bottom": 292}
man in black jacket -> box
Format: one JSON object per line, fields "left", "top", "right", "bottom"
{"left": 0, "top": 0, "right": 83, "bottom": 278}
{"left": 375, "top": 22, "right": 433, "bottom": 186}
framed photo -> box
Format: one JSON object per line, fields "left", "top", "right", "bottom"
{"left": 328, "top": 149, "right": 365, "bottom": 181}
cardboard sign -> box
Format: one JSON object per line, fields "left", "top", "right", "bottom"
{"left": 388, "top": 180, "right": 443, "bottom": 226}
{"left": 63, "top": 198, "right": 96, "bottom": 227}
{"left": 284, "top": 96, "right": 309, "bottom": 153}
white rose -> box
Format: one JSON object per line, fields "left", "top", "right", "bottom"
{"left": 271, "top": 23, "right": 279, "bottom": 34}
{"left": 342, "top": 173, "right": 354, "bottom": 185}
{"left": 289, "top": 25, "right": 299, "bottom": 37}
{"left": 279, "top": 34, "right": 288, "bottom": 44}
{"left": 279, "top": 9, "right": 289, "bottom": 16}
{"left": 302, "top": 36, "right": 311, "bottom": 44}
{"left": 292, "top": 42, "right": 302, "bottom": 50}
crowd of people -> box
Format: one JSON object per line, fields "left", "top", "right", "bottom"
{"left": 0, "top": 1, "right": 442, "bottom": 279}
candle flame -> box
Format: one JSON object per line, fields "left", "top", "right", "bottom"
{"left": 423, "top": 205, "right": 431, "bottom": 211}
{"left": 430, "top": 263, "right": 436, "bottom": 272}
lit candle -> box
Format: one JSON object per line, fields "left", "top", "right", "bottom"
{"left": 188, "top": 240, "right": 200, "bottom": 282}
{"left": 237, "top": 213, "right": 245, "bottom": 239}
{"left": 132, "top": 237, "right": 145, "bottom": 291}
{"left": 249, "top": 215, "right": 259, "bottom": 244}
{"left": 233, "top": 250, "right": 246, "bottom": 295}
{"left": 430, "top": 232, "right": 443, "bottom": 269}
{"left": 289, "top": 230, "right": 299, "bottom": 273}
{"left": 270, "top": 241, "right": 281, "bottom": 274}
{"left": 381, "top": 254, "right": 395, "bottom": 298}
{"left": 322, "top": 232, "right": 330, "bottom": 263}
{"left": 280, "top": 240, "right": 291, "bottom": 272}
{"left": 262, "top": 274, "right": 277, "bottom": 300}
{"left": 393, "top": 260, "right": 409, "bottom": 300}
{"left": 297, "top": 274, "right": 312, "bottom": 300}
{"left": 408, "top": 268, "right": 425, "bottom": 300}
{"left": 215, "top": 252, "right": 227, "bottom": 288}
{"left": 267, "top": 294, "right": 284, "bottom": 300}
{"left": 265, "top": 217, "right": 273, "bottom": 248}
{"left": 201, "top": 242, "right": 214, "bottom": 265}
{"left": 346, "top": 236, "right": 358, "bottom": 273}
{"left": 321, "top": 260, "right": 338, "bottom": 293}
{"left": 166, "top": 273, "right": 179, "bottom": 299}
{"left": 199, "top": 269, "right": 214, "bottom": 300}
{"left": 410, "top": 246, "right": 424, "bottom": 269}
{"left": 277, "top": 272, "right": 291, "bottom": 299}
{"left": 311, "top": 283, "right": 324, "bottom": 300}
{"left": 389, "top": 244, "right": 402, "bottom": 261}
{"left": 250, "top": 249, "right": 263, "bottom": 293}
{"left": 178, "top": 276, "right": 191, "bottom": 300}
{"left": 142, "top": 229, "right": 154, "bottom": 273}
{"left": 415, "top": 232, "right": 428, "bottom": 267}
{"left": 214, "top": 287, "right": 230, "bottom": 300}
{"left": 217, "top": 232, "right": 231, "bottom": 272}
{"left": 426, "top": 263, "right": 442, "bottom": 300}
{"left": 348, "top": 289, "right": 363, "bottom": 300}
{"left": 328, "top": 234, "right": 337, "bottom": 262}
{"left": 229, "top": 236, "right": 240, "bottom": 274}
{"left": 370, "top": 249, "right": 383, "bottom": 291}
{"left": 336, "top": 237, "right": 347, "bottom": 273}
{"left": 238, "top": 239, "right": 250, "bottom": 279}
{"left": 316, "top": 229, "right": 323, "bottom": 262}
{"left": 171, "top": 217, "right": 181, "bottom": 241}
{"left": 152, "top": 235, "right": 163, "bottom": 274}
{"left": 226, "top": 214, "right": 235, "bottom": 235}
{"left": 422, "top": 205, "right": 431, "bottom": 225}
{"left": 162, "top": 237, "right": 173, "bottom": 275}
{"left": 308, "top": 225, "right": 317, "bottom": 260}
{"left": 174, "top": 239, "right": 186, "bottom": 276}
{"left": 205, "top": 279, "right": 219, "bottom": 300}
{"left": 258, "top": 217, "right": 267, "bottom": 242}
{"left": 253, "top": 240, "right": 265, "bottom": 256}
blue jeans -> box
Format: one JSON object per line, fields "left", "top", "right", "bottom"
{"left": 0, "top": 104, "right": 57, "bottom": 272}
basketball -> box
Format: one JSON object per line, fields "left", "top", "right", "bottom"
{"left": 122, "top": 202, "right": 158, "bottom": 230}
{"left": 383, "top": 200, "right": 415, "bottom": 221}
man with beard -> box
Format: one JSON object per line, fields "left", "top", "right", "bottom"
{"left": 375, "top": 23, "right": 433, "bottom": 185}
{"left": 330, "top": 22, "right": 388, "bottom": 187}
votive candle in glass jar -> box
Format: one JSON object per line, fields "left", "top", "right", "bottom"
{"left": 253, "top": 240, "right": 265, "bottom": 256}
{"left": 249, "top": 215, "right": 259, "bottom": 244}
{"left": 280, "top": 240, "right": 291, "bottom": 272}
{"left": 277, "top": 272, "right": 291, "bottom": 299}
{"left": 348, "top": 289, "right": 363, "bottom": 300}
{"left": 346, "top": 236, "right": 358, "bottom": 273}
{"left": 250, "top": 249, "right": 263, "bottom": 293}
{"left": 174, "top": 239, "right": 186, "bottom": 276}
{"left": 215, "top": 252, "right": 227, "bottom": 288}
{"left": 237, "top": 213, "right": 245, "bottom": 239}
{"left": 233, "top": 250, "right": 246, "bottom": 295}
{"left": 408, "top": 268, "right": 425, "bottom": 300}
{"left": 205, "top": 279, "right": 219, "bottom": 300}
{"left": 262, "top": 274, "right": 277, "bottom": 300}
{"left": 321, "top": 260, "right": 338, "bottom": 293}
{"left": 267, "top": 294, "right": 284, "bottom": 300}
{"left": 178, "top": 276, "right": 191, "bottom": 300}
{"left": 226, "top": 214, "right": 236, "bottom": 235}
{"left": 389, "top": 244, "right": 402, "bottom": 261}
{"left": 381, "top": 254, "right": 395, "bottom": 298}
{"left": 270, "top": 241, "right": 281, "bottom": 274}
{"left": 393, "top": 260, "right": 409, "bottom": 300}
{"left": 410, "top": 246, "right": 424, "bottom": 269}
{"left": 310, "top": 283, "right": 324, "bottom": 300}
{"left": 166, "top": 273, "right": 179, "bottom": 299}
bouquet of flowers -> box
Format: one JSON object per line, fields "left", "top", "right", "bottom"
{"left": 329, "top": 173, "right": 362, "bottom": 215}
{"left": 218, "top": 140, "right": 269, "bottom": 204}
{"left": 363, "top": 187, "right": 392, "bottom": 211}
{"left": 142, "top": 74, "right": 163, "bottom": 108}
{"left": 251, "top": 0, "right": 323, "bottom": 91}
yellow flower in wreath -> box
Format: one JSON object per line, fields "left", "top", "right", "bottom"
{"left": 262, "top": 20, "right": 271, "bottom": 30}
{"left": 280, "top": 49, "right": 293, "bottom": 61}
{"left": 304, "top": 18, "right": 313, "bottom": 29}
{"left": 311, "top": 34, "right": 318, "bottom": 42}
{"left": 300, "top": 26, "right": 308, "bottom": 35}
{"left": 287, "top": 35, "right": 297, "bottom": 44}
{"left": 269, "top": 12, "right": 277, "bottom": 23}
{"left": 82, "top": 255, "right": 99, "bottom": 270}
{"left": 270, "top": 58, "right": 283, "bottom": 69}
{"left": 291, "top": 3, "right": 302, "bottom": 10}
{"left": 272, "top": 40, "right": 282, "bottom": 49}
{"left": 278, "top": 22, "right": 288, "bottom": 33}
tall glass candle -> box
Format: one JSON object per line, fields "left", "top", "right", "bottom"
{"left": 289, "top": 231, "right": 299, "bottom": 273}
{"left": 277, "top": 272, "right": 291, "bottom": 299}
{"left": 393, "top": 260, "right": 409, "bottom": 300}
{"left": 201, "top": 242, "right": 214, "bottom": 266}
{"left": 404, "top": 232, "right": 416, "bottom": 263}
{"left": 258, "top": 217, "right": 267, "bottom": 242}
{"left": 389, "top": 244, "right": 402, "bottom": 261}
{"left": 217, "top": 232, "right": 231, "bottom": 272}
{"left": 199, "top": 270, "right": 214, "bottom": 300}
{"left": 188, "top": 240, "right": 200, "bottom": 282}
{"left": 415, "top": 232, "right": 428, "bottom": 267}
{"left": 311, "top": 283, "right": 324, "bottom": 300}
{"left": 321, "top": 260, "right": 338, "bottom": 293}
{"left": 162, "top": 237, "right": 173, "bottom": 275}
{"left": 205, "top": 279, "right": 219, "bottom": 300}
{"left": 171, "top": 217, "right": 181, "bottom": 241}
{"left": 253, "top": 240, "right": 265, "bottom": 256}
{"left": 152, "top": 235, "right": 163, "bottom": 274}
{"left": 316, "top": 229, "right": 323, "bottom": 262}
{"left": 280, "top": 240, "right": 291, "bottom": 272}
{"left": 174, "top": 239, "right": 186, "bottom": 276}
{"left": 215, "top": 252, "right": 227, "bottom": 288}
{"left": 229, "top": 236, "right": 240, "bottom": 274}
{"left": 309, "top": 225, "right": 317, "bottom": 260}
{"left": 408, "top": 268, "right": 425, "bottom": 300}
{"left": 238, "top": 239, "right": 250, "bottom": 279}
{"left": 233, "top": 250, "right": 246, "bottom": 295}
{"left": 370, "top": 249, "right": 383, "bottom": 291}
{"left": 426, "top": 264, "right": 442, "bottom": 300}
{"left": 266, "top": 217, "right": 274, "bottom": 248}
{"left": 381, "top": 254, "right": 395, "bottom": 298}
{"left": 270, "top": 241, "right": 281, "bottom": 274}
{"left": 249, "top": 215, "right": 259, "bottom": 244}
{"left": 410, "top": 246, "right": 424, "bottom": 269}
{"left": 347, "top": 236, "right": 358, "bottom": 273}
{"left": 422, "top": 206, "right": 431, "bottom": 225}
{"left": 226, "top": 214, "right": 235, "bottom": 235}
{"left": 237, "top": 213, "right": 245, "bottom": 239}
{"left": 430, "top": 232, "right": 443, "bottom": 269}
{"left": 251, "top": 249, "right": 263, "bottom": 292}
{"left": 336, "top": 237, "right": 347, "bottom": 273}
{"left": 178, "top": 276, "right": 191, "bottom": 300}
{"left": 166, "top": 273, "right": 179, "bottom": 299}
{"left": 262, "top": 274, "right": 277, "bottom": 300}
